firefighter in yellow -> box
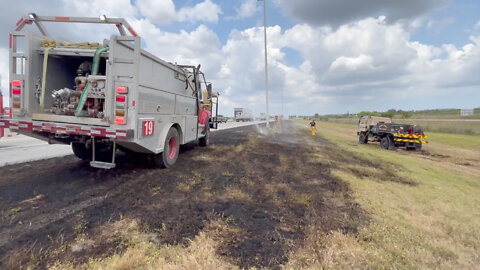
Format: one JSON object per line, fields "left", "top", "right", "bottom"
{"left": 310, "top": 120, "right": 317, "bottom": 135}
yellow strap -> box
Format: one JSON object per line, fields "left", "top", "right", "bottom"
{"left": 60, "top": 41, "right": 102, "bottom": 49}
{"left": 40, "top": 47, "right": 51, "bottom": 111}
{"left": 41, "top": 40, "right": 56, "bottom": 47}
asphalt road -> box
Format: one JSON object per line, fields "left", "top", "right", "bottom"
{"left": 0, "top": 120, "right": 268, "bottom": 167}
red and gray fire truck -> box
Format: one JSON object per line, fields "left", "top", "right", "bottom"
{"left": 0, "top": 14, "right": 219, "bottom": 168}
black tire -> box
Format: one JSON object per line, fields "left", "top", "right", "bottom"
{"left": 153, "top": 127, "right": 180, "bottom": 168}
{"left": 380, "top": 136, "right": 391, "bottom": 150}
{"left": 72, "top": 143, "right": 91, "bottom": 160}
{"left": 415, "top": 143, "right": 422, "bottom": 151}
{"left": 359, "top": 133, "right": 368, "bottom": 144}
{"left": 388, "top": 138, "right": 397, "bottom": 150}
{"left": 199, "top": 121, "right": 210, "bottom": 147}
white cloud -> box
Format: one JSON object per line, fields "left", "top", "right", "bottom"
{"left": 475, "top": 20, "right": 480, "bottom": 30}
{"left": 235, "top": 0, "right": 260, "bottom": 19}
{"left": 426, "top": 17, "right": 455, "bottom": 33}
{"left": 138, "top": 23, "right": 223, "bottom": 75}
{"left": 176, "top": 0, "right": 222, "bottom": 24}
{"left": 330, "top": 55, "right": 374, "bottom": 71}
{"left": 136, "top": 0, "right": 176, "bottom": 25}
{"left": 136, "top": 0, "right": 222, "bottom": 25}
{"left": 61, "top": 0, "right": 138, "bottom": 19}
{"left": 284, "top": 17, "right": 417, "bottom": 88}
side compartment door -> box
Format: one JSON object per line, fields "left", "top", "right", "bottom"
{"left": 185, "top": 116, "right": 198, "bottom": 143}
{"left": 175, "top": 95, "right": 196, "bottom": 116}
{"left": 175, "top": 95, "right": 197, "bottom": 143}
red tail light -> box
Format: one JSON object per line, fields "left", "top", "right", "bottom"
{"left": 116, "top": 86, "right": 128, "bottom": 94}
{"left": 12, "top": 88, "right": 21, "bottom": 95}
{"left": 115, "top": 87, "right": 128, "bottom": 125}
{"left": 116, "top": 95, "right": 126, "bottom": 102}
{"left": 12, "top": 80, "right": 21, "bottom": 87}
{"left": 115, "top": 117, "right": 126, "bottom": 125}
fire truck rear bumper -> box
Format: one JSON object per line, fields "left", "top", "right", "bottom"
{"left": 0, "top": 119, "right": 133, "bottom": 140}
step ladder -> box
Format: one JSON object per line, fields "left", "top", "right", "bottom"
{"left": 89, "top": 137, "right": 116, "bottom": 169}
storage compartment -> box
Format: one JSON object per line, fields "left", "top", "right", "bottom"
{"left": 32, "top": 48, "right": 108, "bottom": 122}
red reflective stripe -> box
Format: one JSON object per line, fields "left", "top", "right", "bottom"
{"left": 19, "top": 122, "right": 33, "bottom": 130}
{"left": 55, "top": 17, "right": 70, "bottom": 21}
{"left": 51, "top": 126, "right": 66, "bottom": 132}
{"left": 128, "top": 27, "right": 137, "bottom": 37}
{"left": 0, "top": 120, "right": 9, "bottom": 128}
{"left": 16, "top": 18, "right": 24, "bottom": 26}
{"left": 91, "top": 128, "right": 106, "bottom": 137}
{"left": 1, "top": 119, "right": 130, "bottom": 139}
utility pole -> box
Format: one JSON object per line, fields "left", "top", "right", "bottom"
{"left": 258, "top": 0, "right": 269, "bottom": 127}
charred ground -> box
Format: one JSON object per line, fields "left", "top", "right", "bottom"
{"left": 0, "top": 121, "right": 375, "bottom": 269}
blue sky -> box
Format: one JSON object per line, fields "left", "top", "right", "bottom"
{"left": 1, "top": 0, "right": 479, "bottom": 116}
{"left": 411, "top": 0, "right": 479, "bottom": 47}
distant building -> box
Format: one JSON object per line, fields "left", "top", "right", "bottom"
{"left": 460, "top": 109, "right": 474, "bottom": 116}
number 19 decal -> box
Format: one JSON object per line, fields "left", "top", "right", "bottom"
{"left": 143, "top": 120, "right": 154, "bottom": 136}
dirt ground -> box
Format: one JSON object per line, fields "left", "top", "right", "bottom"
{"left": 0, "top": 121, "right": 369, "bottom": 269}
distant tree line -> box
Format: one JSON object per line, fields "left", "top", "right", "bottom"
{"left": 306, "top": 107, "right": 480, "bottom": 120}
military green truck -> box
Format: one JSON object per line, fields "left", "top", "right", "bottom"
{"left": 357, "top": 116, "right": 428, "bottom": 151}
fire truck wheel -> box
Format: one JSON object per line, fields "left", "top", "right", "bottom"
{"left": 380, "top": 136, "right": 392, "bottom": 150}
{"left": 72, "top": 143, "right": 91, "bottom": 160}
{"left": 199, "top": 122, "right": 210, "bottom": 147}
{"left": 154, "top": 127, "right": 180, "bottom": 168}
{"left": 359, "top": 133, "right": 368, "bottom": 144}
{"left": 415, "top": 143, "right": 422, "bottom": 151}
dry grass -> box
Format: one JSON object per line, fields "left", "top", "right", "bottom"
{"left": 49, "top": 218, "right": 239, "bottom": 270}
{"left": 292, "top": 119, "right": 480, "bottom": 269}
{"left": 285, "top": 228, "right": 374, "bottom": 269}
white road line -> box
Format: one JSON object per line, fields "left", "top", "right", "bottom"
{"left": 0, "top": 143, "right": 47, "bottom": 150}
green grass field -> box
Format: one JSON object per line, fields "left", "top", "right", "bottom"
{"left": 297, "top": 120, "right": 480, "bottom": 269}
